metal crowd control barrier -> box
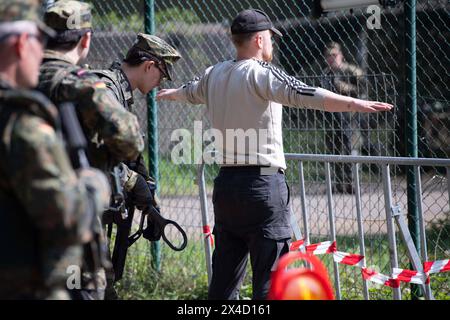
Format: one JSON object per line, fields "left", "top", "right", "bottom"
{"left": 197, "top": 163, "right": 213, "bottom": 284}
{"left": 197, "top": 154, "right": 450, "bottom": 299}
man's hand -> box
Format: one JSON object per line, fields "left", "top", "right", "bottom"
{"left": 129, "top": 174, "right": 153, "bottom": 210}
{"left": 350, "top": 98, "right": 393, "bottom": 113}
{"left": 156, "top": 88, "right": 183, "bottom": 101}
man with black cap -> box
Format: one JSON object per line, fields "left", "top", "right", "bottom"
{"left": 0, "top": 0, "right": 111, "bottom": 299}
{"left": 158, "top": 9, "right": 393, "bottom": 300}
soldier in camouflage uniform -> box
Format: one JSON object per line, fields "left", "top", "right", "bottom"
{"left": 38, "top": 0, "right": 145, "bottom": 300}
{"left": 39, "top": 1, "right": 144, "bottom": 171}
{"left": 93, "top": 33, "right": 181, "bottom": 189}
{"left": 92, "top": 33, "right": 181, "bottom": 299}
{"left": 322, "top": 42, "right": 365, "bottom": 194}
{"left": 0, "top": 0, "right": 110, "bottom": 300}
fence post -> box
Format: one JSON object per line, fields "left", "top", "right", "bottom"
{"left": 325, "top": 162, "right": 341, "bottom": 300}
{"left": 404, "top": 0, "right": 421, "bottom": 299}
{"left": 353, "top": 163, "right": 369, "bottom": 300}
{"left": 145, "top": 0, "right": 161, "bottom": 271}
{"left": 298, "top": 161, "right": 310, "bottom": 245}
{"left": 198, "top": 164, "right": 213, "bottom": 284}
{"left": 415, "top": 166, "right": 433, "bottom": 300}
{"left": 382, "top": 164, "right": 401, "bottom": 300}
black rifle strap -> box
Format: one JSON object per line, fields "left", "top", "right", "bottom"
{"left": 111, "top": 204, "right": 135, "bottom": 282}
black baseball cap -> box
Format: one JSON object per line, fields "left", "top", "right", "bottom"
{"left": 231, "top": 9, "right": 282, "bottom": 37}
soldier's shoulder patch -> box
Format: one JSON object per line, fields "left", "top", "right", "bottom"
{"left": 93, "top": 81, "right": 107, "bottom": 89}
{"left": 36, "top": 122, "right": 56, "bottom": 136}
{"left": 76, "top": 69, "right": 88, "bottom": 77}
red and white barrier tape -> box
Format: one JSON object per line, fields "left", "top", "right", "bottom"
{"left": 290, "top": 240, "right": 336, "bottom": 255}
{"left": 307, "top": 241, "right": 337, "bottom": 255}
{"left": 362, "top": 268, "right": 400, "bottom": 288}
{"left": 333, "top": 251, "right": 365, "bottom": 268}
{"left": 202, "top": 225, "right": 214, "bottom": 247}
{"left": 392, "top": 268, "right": 428, "bottom": 285}
{"left": 424, "top": 259, "right": 450, "bottom": 274}
{"left": 290, "top": 239, "right": 305, "bottom": 251}
{"left": 290, "top": 239, "right": 449, "bottom": 287}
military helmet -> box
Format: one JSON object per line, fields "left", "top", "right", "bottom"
{"left": 124, "top": 33, "right": 181, "bottom": 81}
{"left": 0, "top": 0, "right": 55, "bottom": 39}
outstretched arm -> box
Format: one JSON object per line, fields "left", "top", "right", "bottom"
{"left": 157, "top": 66, "right": 214, "bottom": 104}
{"left": 255, "top": 62, "right": 392, "bottom": 113}
{"left": 156, "top": 87, "right": 184, "bottom": 101}
{"left": 321, "top": 89, "right": 393, "bottom": 113}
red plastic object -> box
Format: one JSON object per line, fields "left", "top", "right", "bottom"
{"left": 268, "top": 251, "right": 335, "bottom": 300}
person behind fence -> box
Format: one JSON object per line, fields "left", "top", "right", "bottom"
{"left": 157, "top": 9, "right": 393, "bottom": 300}
{"left": 322, "top": 41, "right": 366, "bottom": 193}
{"left": 91, "top": 33, "right": 181, "bottom": 299}
{"left": 0, "top": 0, "right": 111, "bottom": 300}
{"left": 37, "top": 0, "right": 144, "bottom": 300}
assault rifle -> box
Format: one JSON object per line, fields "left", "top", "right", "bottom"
{"left": 111, "top": 186, "right": 188, "bottom": 281}
{"left": 59, "top": 102, "right": 111, "bottom": 292}
{"left": 104, "top": 165, "right": 128, "bottom": 227}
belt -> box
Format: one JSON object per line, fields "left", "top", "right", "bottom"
{"left": 219, "top": 166, "right": 285, "bottom": 175}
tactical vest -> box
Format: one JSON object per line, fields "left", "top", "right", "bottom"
{"left": 91, "top": 67, "right": 130, "bottom": 112}
{"left": 94, "top": 67, "right": 152, "bottom": 179}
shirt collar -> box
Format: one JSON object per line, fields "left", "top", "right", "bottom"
{"left": 43, "top": 50, "right": 77, "bottom": 65}
{"left": 110, "top": 61, "right": 134, "bottom": 108}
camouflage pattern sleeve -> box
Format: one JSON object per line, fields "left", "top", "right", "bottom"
{"left": 7, "top": 113, "right": 89, "bottom": 289}
{"left": 57, "top": 72, "right": 144, "bottom": 161}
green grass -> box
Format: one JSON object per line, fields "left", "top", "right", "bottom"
{"left": 158, "top": 155, "right": 220, "bottom": 196}
{"left": 115, "top": 231, "right": 449, "bottom": 300}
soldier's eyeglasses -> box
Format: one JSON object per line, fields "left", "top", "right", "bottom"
{"left": 155, "top": 61, "right": 168, "bottom": 82}
{"left": 28, "top": 33, "right": 48, "bottom": 48}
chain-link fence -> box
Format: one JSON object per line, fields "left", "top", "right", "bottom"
{"left": 84, "top": 0, "right": 449, "bottom": 299}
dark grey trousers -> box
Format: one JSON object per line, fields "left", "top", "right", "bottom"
{"left": 208, "top": 167, "right": 291, "bottom": 300}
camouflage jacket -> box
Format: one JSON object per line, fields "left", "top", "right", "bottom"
{"left": 0, "top": 79, "right": 88, "bottom": 299}
{"left": 93, "top": 62, "right": 151, "bottom": 188}
{"left": 38, "top": 51, "right": 144, "bottom": 173}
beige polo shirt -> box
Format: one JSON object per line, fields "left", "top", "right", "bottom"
{"left": 180, "top": 58, "right": 327, "bottom": 169}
